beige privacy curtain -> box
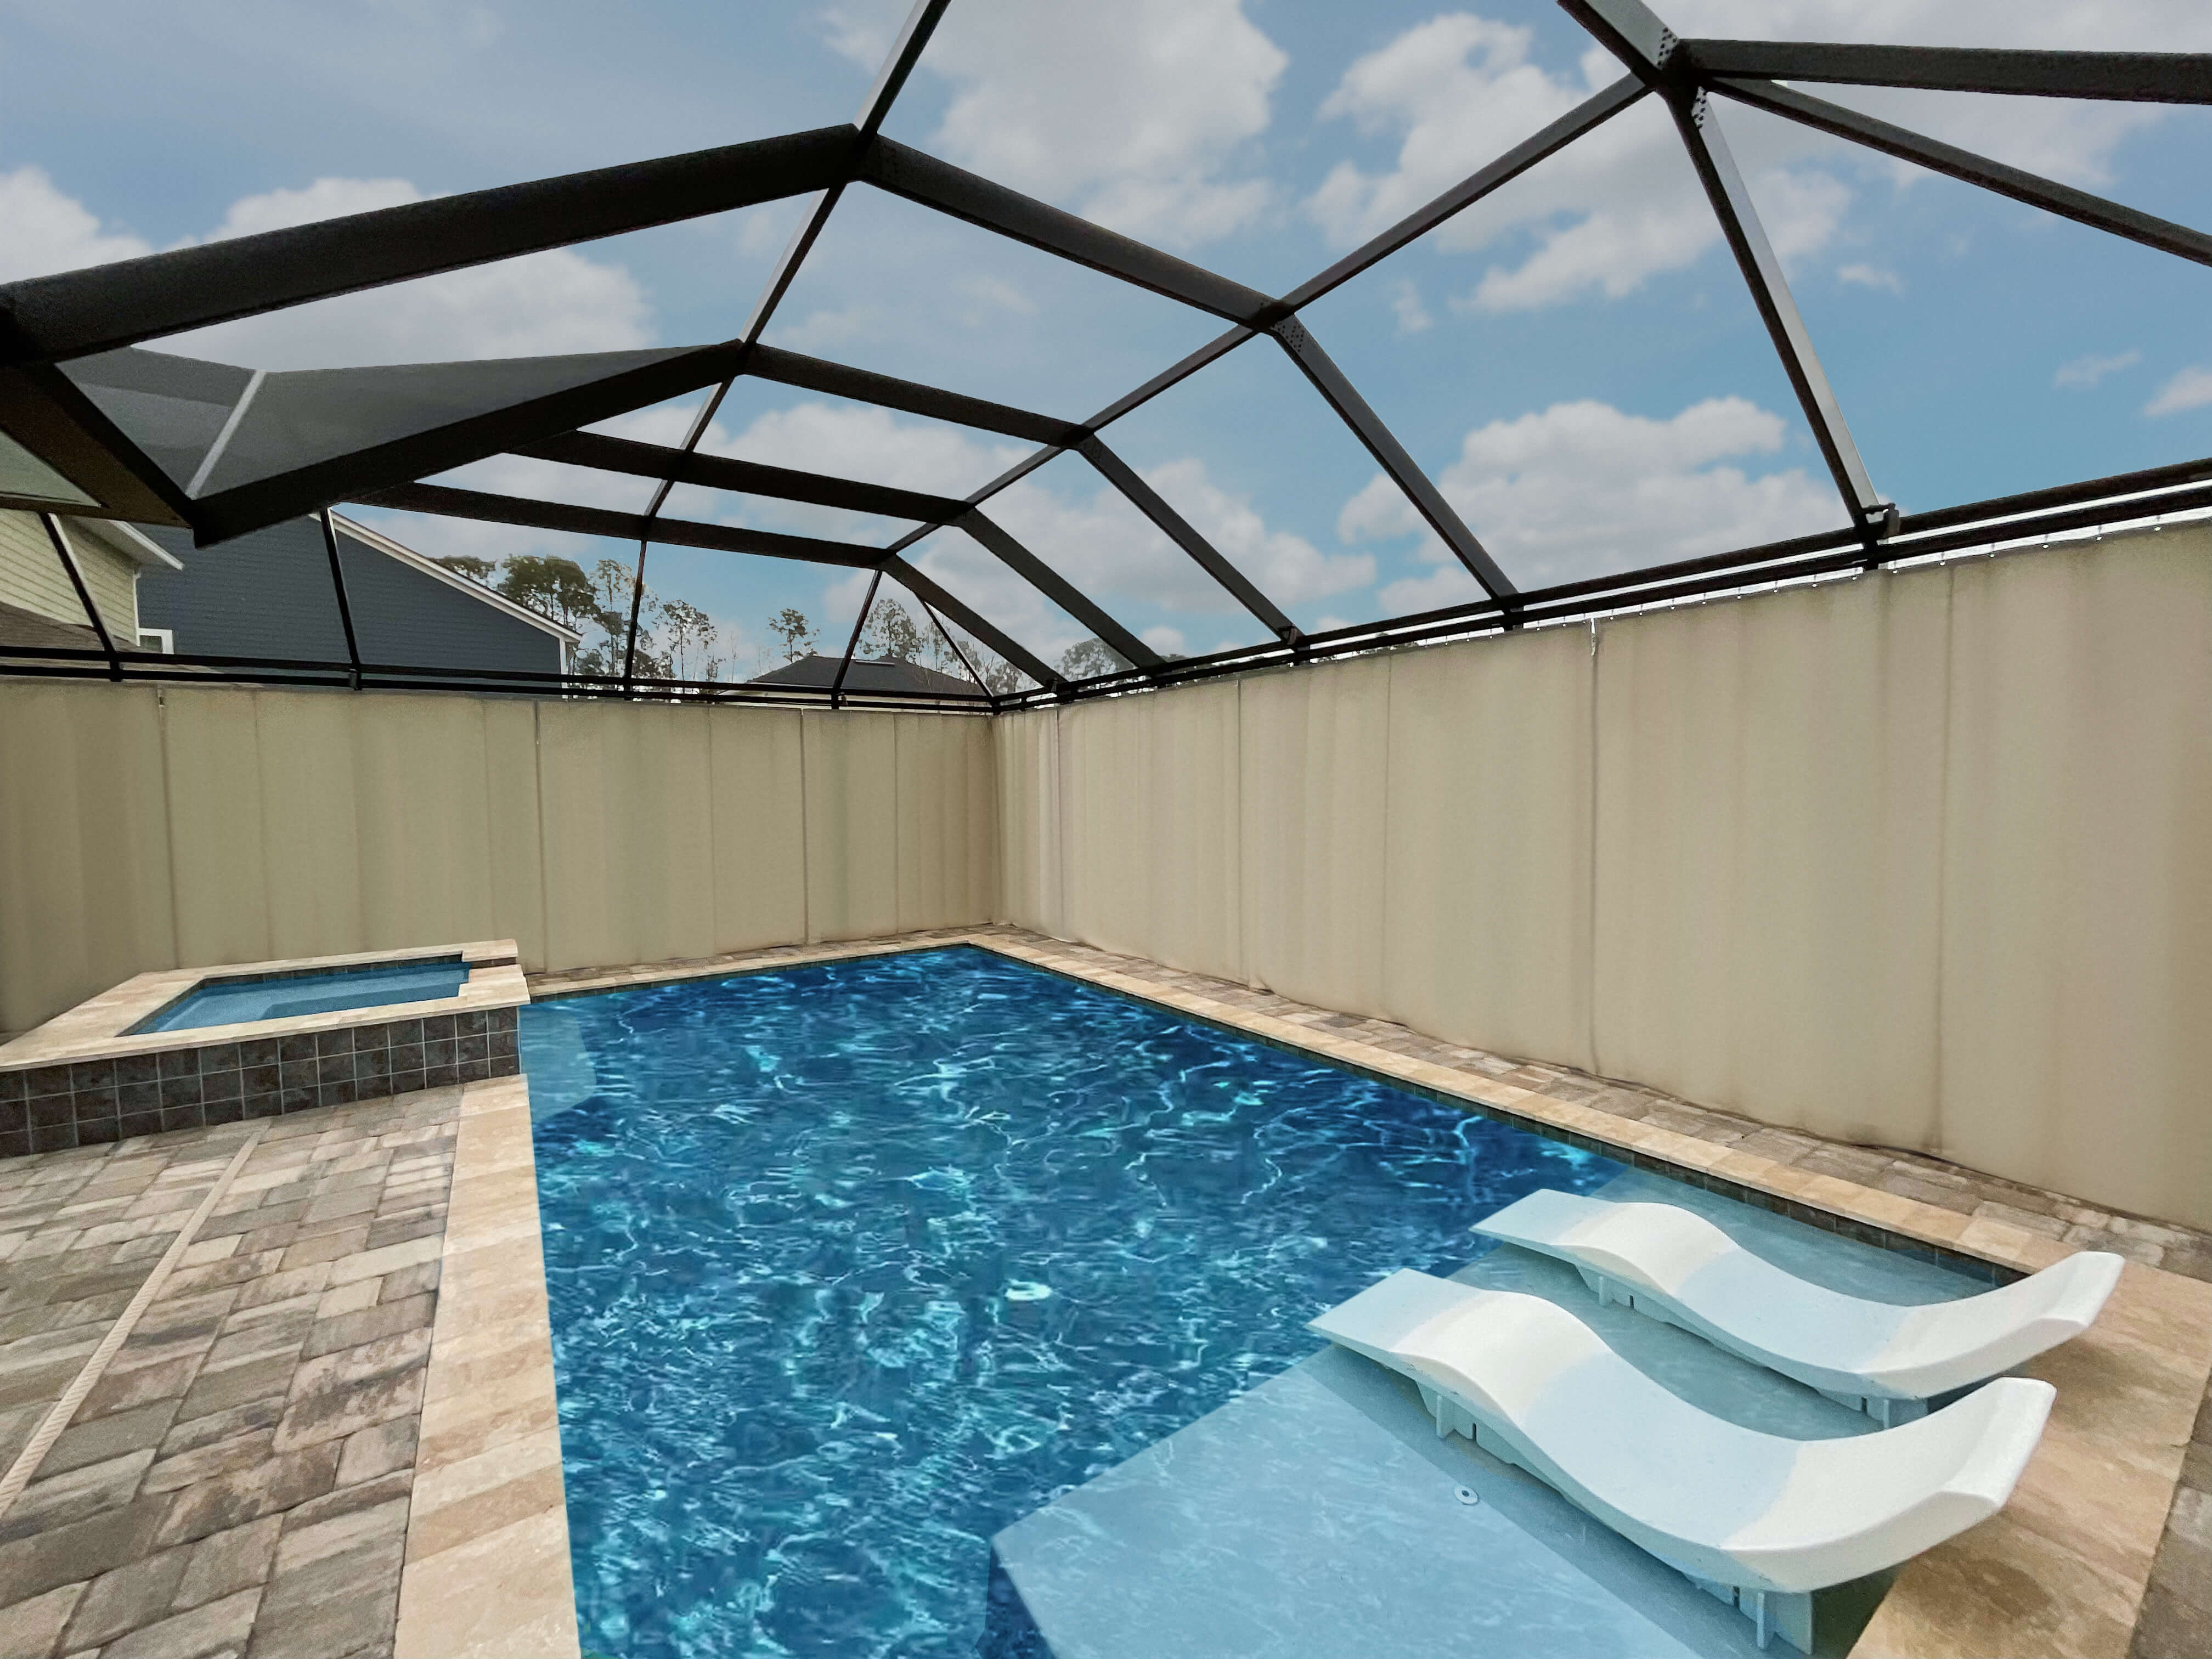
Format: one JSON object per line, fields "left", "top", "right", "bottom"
{"left": 0, "top": 687, "right": 998, "bottom": 1035}
{"left": 997, "top": 526, "right": 2211, "bottom": 1226}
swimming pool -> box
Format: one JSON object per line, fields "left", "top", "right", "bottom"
{"left": 523, "top": 947, "right": 1628, "bottom": 1658}
{"left": 129, "top": 955, "right": 470, "bottom": 1032}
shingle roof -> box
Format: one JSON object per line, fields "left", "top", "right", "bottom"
{"left": 747, "top": 653, "right": 979, "bottom": 696}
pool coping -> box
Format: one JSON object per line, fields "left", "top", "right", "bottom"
{"left": 522, "top": 927, "right": 2210, "bottom": 1659}
{"left": 0, "top": 941, "right": 530, "bottom": 1071}
{"left": 394, "top": 1073, "right": 578, "bottom": 1659}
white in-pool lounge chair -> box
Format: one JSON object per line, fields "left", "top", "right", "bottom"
{"left": 1310, "top": 1270, "right": 2053, "bottom": 1652}
{"left": 1472, "top": 1190, "right": 2121, "bottom": 1424}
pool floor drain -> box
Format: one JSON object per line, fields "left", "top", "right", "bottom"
{"left": 1455, "top": 1486, "right": 1481, "bottom": 1506}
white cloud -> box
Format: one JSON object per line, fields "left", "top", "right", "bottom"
{"left": 865, "top": 0, "right": 1286, "bottom": 245}
{"left": 1837, "top": 263, "right": 1905, "bottom": 294}
{"left": 1342, "top": 396, "right": 1843, "bottom": 591}
{"left": 1307, "top": 15, "right": 1849, "bottom": 312}
{"left": 1308, "top": 3, "right": 2212, "bottom": 313}
{"left": 2145, "top": 366, "right": 2212, "bottom": 418}
{"left": 2053, "top": 348, "right": 2141, "bottom": 390}
{"left": 0, "top": 166, "right": 154, "bottom": 279}
{"left": 1390, "top": 279, "right": 1434, "bottom": 335}
{"left": 0, "top": 167, "right": 651, "bottom": 368}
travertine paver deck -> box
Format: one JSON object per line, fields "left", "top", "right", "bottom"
{"left": 0, "top": 1088, "right": 462, "bottom": 1658}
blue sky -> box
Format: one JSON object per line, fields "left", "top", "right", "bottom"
{"left": 4, "top": 0, "right": 2210, "bottom": 675}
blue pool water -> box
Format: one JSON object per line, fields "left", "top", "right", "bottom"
{"left": 131, "top": 956, "right": 469, "bottom": 1032}
{"left": 524, "top": 947, "right": 1626, "bottom": 1659}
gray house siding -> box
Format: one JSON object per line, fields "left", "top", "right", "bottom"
{"left": 139, "top": 521, "right": 565, "bottom": 675}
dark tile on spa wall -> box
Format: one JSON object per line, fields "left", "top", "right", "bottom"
{"left": 421, "top": 1015, "right": 455, "bottom": 1042}
{"left": 159, "top": 1075, "right": 204, "bottom": 1111}
{"left": 424, "top": 1063, "right": 457, "bottom": 1090}
{"left": 0, "top": 1100, "right": 26, "bottom": 1136}
{"left": 68, "top": 1059, "right": 117, "bottom": 1092}
{"left": 317, "top": 1054, "right": 353, "bottom": 1088}
{"left": 71, "top": 1086, "right": 118, "bottom": 1122}
{"left": 160, "top": 1105, "right": 204, "bottom": 1133}
{"left": 25, "top": 1064, "right": 71, "bottom": 1097}
{"left": 29, "top": 1121, "right": 76, "bottom": 1153}
{"left": 389, "top": 1043, "right": 423, "bottom": 1076}
{"left": 198, "top": 1042, "right": 242, "bottom": 1074}
{"left": 242, "top": 1092, "right": 282, "bottom": 1120}
{"left": 0, "top": 1130, "right": 27, "bottom": 1159}
{"left": 279, "top": 1034, "right": 318, "bottom": 1064}
{"left": 29, "top": 1096, "right": 72, "bottom": 1131}
{"left": 0, "top": 1071, "right": 23, "bottom": 1104}
{"left": 76, "top": 1118, "right": 121, "bottom": 1146}
{"left": 317, "top": 1028, "right": 355, "bottom": 1058}
{"left": 422, "top": 1039, "right": 455, "bottom": 1070}
{"left": 386, "top": 1018, "right": 422, "bottom": 1048}
{"left": 204, "top": 1098, "right": 245, "bottom": 1127}
{"left": 391, "top": 1068, "right": 425, "bottom": 1097}
{"left": 201, "top": 1069, "right": 242, "bottom": 1104}
{"left": 458, "top": 1035, "right": 487, "bottom": 1064}
{"left": 279, "top": 1085, "right": 318, "bottom": 1115}
{"left": 323, "top": 1076, "right": 359, "bottom": 1107}
{"left": 156, "top": 1048, "right": 200, "bottom": 1080}
{"left": 244, "top": 1064, "right": 280, "bottom": 1096}
{"left": 240, "top": 1038, "right": 280, "bottom": 1069}
{"left": 280, "top": 1058, "right": 320, "bottom": 1092}
{"left": 116, "top": 1052, "right": 160, "bottom": 1086}
{"left": 457, "top": 1009, "right": 488, "bottom": 1039}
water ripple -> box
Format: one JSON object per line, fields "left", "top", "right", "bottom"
{"left": 527, "top": 947, "right": 1620, "bottom": 1659}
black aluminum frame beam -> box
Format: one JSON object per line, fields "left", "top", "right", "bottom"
{"left": 358, "top": 482, "right": 884, "bottom": 568}
{"left": 1270, "top": 318, "right": 1516, "bottom": 598}
{"left": 0, "top": 128, "right": 861, "bottom": 366}
{"left": 857, "top": 138, "right": 1278, "bottom": 325}
{"left": 519, "top": 430, "right": 968, "bottom": 524}
{"left": 879, "top": 554, "right": 1063, "bottom": 690}
{"left": 41, "top": 512, "right": 121, "bottom": 679}
{"left": 957, "top": 510, "right": 1161, "bottom": 670}
{"left": 1671, "top": 87, "right": 1887, "bottom": 530}
{"left": 1075, "top": 437, "right": 1300, "bottom": 642}
{"left": 1710, "top": 77, "right": 2212, "bottom": 269}
{"left": 747, "top": 345, "right": 1083, "bottom": 446}
{"left": 1562, "top": 3, "right": 1888, "bottom": 535}
{"left": 1679, "top": 41, "right": 2212, "bottom": 105}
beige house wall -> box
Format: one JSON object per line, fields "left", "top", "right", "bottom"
{"left": 996, "top": 527, "right": 2211, "bottom": 1227}
{"left": 0, "top": 509, "right": 143, "bottom": 639}
{"left": 0, "top": 685, "right": 999, "bottom": 1038}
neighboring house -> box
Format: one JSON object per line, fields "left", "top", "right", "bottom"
{"left": 0, "top": 507, "right": 183, "bottom": 654}
{"left": 748, "top": 653, "right": 979, "bottom": 696}
{"left": 138, "top": 512, "right": 578, "bottom": 676}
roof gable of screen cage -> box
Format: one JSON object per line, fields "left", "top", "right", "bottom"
{"left": 2, "top": 0, "right": 2209, "bottom": 712}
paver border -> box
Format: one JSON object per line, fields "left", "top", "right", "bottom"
{"left": 393, "top": 1076, "right": 577, "bottom": 1659}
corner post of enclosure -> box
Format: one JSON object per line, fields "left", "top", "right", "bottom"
{"left": 318, "top": 509, "right": 365, "bottom": 691}
{"left": 40, "top": 511, "right": 121, "bottom": 680}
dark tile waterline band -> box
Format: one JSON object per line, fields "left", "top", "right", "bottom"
{"left": 0, "top": 1009, "right": 519, "bottom": 1158}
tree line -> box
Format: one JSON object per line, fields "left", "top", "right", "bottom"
{"left": 435, "top": 550, "right": 1077, "bottom": 690}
